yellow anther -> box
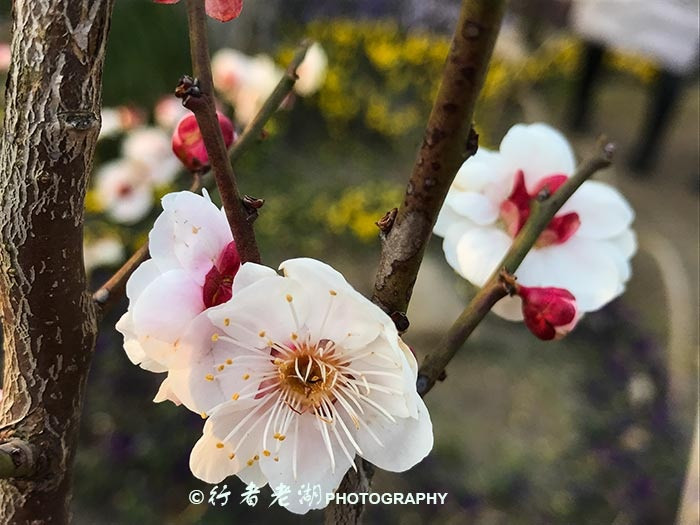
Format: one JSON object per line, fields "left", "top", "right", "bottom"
{"left": 329, "top": 290, "right": 337, "bottom": 296}
{"left": 226, "top": 359, "right": 233, "bottom": 365}
{"left": 291, "top": 332, "right": 298, "bottom": 340}
{"left": 200, "top": 412, "right": 207, "bottom": 419}
{"left": 274, "top": 457, "right": 279, "bottom": 462}
{"left": 211, "top": 333, "right": 219, "bottom": 342}
{"left": 216, "top": 442, "right": 224, "bottom": 449}
{"left": 247, "top": 459, "right": 254, "bottom": 467}
{"left": 273, "top": 432, "right": 280, "bottom": 439}
{"left": 217, "top": 365, "right": 225, "bottom": 372}
{"left": 259, "top": 330, "right": 266, "bottom": 338}
{"left": 223, "top": 318, "right": 230, "bottom": 326}
{"left": 285, "top": 294, "right": 293, "bottom": 302}
{"left": 229, "top": 453, "right": 235, "bottom": 460}
{"left": 242, "top": 373, "right": 250, "bottom": 380}
{"left": 253, "top": 454, "right": 259, "bottom": 461}
{"left": 263, "top": 450, "right": 271, "bottom": 457}
{"left": 278, "top": 434, "right": 286, "bottom": 441}
{"left": 231, "top": 393, "right": 240, "bottom": 400}
{"left": 205, "top": 374, "right": 215, "bottom": 382}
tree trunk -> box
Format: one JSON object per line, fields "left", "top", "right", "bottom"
{"left": 0, "top": 1, "right": 114, "bottom": 522}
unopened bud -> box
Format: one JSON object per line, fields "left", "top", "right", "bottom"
{"left": 172, "top": 112, "right": 235, "bottom": 173}
{"left": 517, "top": 285, "right": 578, "bottom": 340}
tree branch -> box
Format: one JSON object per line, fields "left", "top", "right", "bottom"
{"left": 371, "top": 0, "right": 506, "bottom": 323}
{"left": 183, "top": 0, "right": 260, "bottom": 263}
{"left": 0, "top": 440, "right": 35, "bottom": 479}
{"left": 417, "top": 141, "right": 615, "bottom": 396}
{"left": 230, "top": 40, "right": 312, "bottom": 164}
{"left": 326, "top": 2, "right": 506, "bottom": 523}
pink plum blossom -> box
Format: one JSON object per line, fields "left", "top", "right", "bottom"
{"left": 434, "top": 122, "right": 636, "bottom": 322}
{"left": 153, "top": 0, "right": 243, "bottom": 22}
{"left": 174, "top": 258, "right": 433, "bottom": 513}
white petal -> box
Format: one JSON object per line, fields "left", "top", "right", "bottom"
{"left": 125, "top": 259, "right": 162, "bottom": 302}
{"left": 153, "top": 375, "right": 182, "bottom": 405}
{"left": 189, "top": 431, "right": 239, "bottom": 484}
{"left": 562, "top": 181, "right": 635, "bottom": 239}
{"left": 453, "top": 148, "right": 511, "bottom": 203}
{"left": 207, "top": 274, "right": 308, "bottom": 350}
{"left": 132, "top": 270, "right": 204, "bottom": 346}
{"left": 356, "top": 397, "right": 433, "bottom": 472}
{"left": 259, "top": 413, "right": 354, "bottom": 514}
{"left": 454, "top": 226, "right": 512, "bottom": 287}
{"left": 446, "top": 192, "right": 499, "bottom": 225}
{"left": 148, "top": 191, "right": 232, "bottom": 282}
{"left": 232, "top": 262, "right": 278, "bottom": 296}
{"left": 500, "top": 123, "right": 576, "bottom": 191}
{"left": 516, "top": 238, "right": 623, "bottom": 312}
{"left": 491, "top": 295, "right": 524, "bottom": 321}
{"left": 433, "top": 204, "right": 463, "bottom": 238}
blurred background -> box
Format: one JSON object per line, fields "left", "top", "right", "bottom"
{"left": 0, "top": 0, "right": 698, "bottom": 523}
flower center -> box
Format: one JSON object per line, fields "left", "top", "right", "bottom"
{"left": 499, "top": 170, "right": 580, "bottom": 248}
{"left": 276, "top": 340, "right": 340, "bottom": 413}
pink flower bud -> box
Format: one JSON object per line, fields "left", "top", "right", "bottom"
{"left": 153, "top": 0, "right": 243, "bottom": 22}
{"left": 517, "top": 285, "right": 578, "bottom": 340}
{"left": 172, "top": 112, "right": 235, "bottom": 172}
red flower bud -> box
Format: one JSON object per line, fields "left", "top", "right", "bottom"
{"left": 517, "top": 285, "right": 578, "bottom": 340}
{"left": 153, "top": 0, "right": 243, "bottom": 22}
{"left": 172, "top": 112, "right": 235, "bottom": 173}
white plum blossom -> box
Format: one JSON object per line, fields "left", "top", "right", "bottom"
{"left": 180, "top": 258, "right": 433, "bottom": 514}
{"left": 294, "top": 42, "right": 328, "bottom": 96}
{"left": 434, "top": 122, "right": 636, "bottom": 321}
{"left": 122, "top": 127, "right": 181, "bottom": 185}
{"left": 95, "top": 159, "right": 154, "bottom": 224}
{"left": 116, "top": 190, "right": 240, "bottom": 376}
{"left": 83, "top": 236, "right": 125, "bottom": 274}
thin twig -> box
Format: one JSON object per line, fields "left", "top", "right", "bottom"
{"left": 92, "top": 175, "right": 202, "bottom": 309}
{"left": 416, "top": 141, "right": 615, "bottom": 396}
{"left": 326, "top": 2, "right": 506, "bottom": 524}
{"left": 371, "top": 0, "right": 506, "bottom": 326}
{"left": 0, "top": 439, "right": 35, "bottom": 479}
{"left": 230, "top": 40, "right": 312, "bottom": 164}
{"left": 184, "top": 0, "right": 260, "bottom": 263}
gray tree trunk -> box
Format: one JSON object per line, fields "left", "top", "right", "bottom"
{"left": 0, "top": 1, "right": 114, "bottom": 522}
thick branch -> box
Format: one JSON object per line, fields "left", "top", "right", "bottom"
{"left": 184, "top": 0, "right": 260, "bottom": 263}
{"left": 417, "top": 142, "right": 615, "bottom": 396}
{"left": 326, "top": 2, "right": 506, "bottom": 523}
{"left": 0, "top": 0, "right": 114, "bottom": 521}
{"left": 372, "top": 0, "right": 506, "bottom": 320}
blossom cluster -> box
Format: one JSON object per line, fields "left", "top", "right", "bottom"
{"left": 117, "top": 191, "right": 433, "bottom": 514}
{"left": 212, "top": 42, "right": 327, "bottom": 126}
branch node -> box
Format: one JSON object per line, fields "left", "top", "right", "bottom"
{"left": 375, "top": 207, "right": 398, "bottom": 237}
{"left": 389, "top": 311, "right": 410, "bottom": 332}
{"left": 498, "top": 269, "right": 518, "bottom": 296}
{"left": 175, "top": 74, "right": 202, "bottom": 107}
{"left": 465, "top": 126, "right": 479, "bottom": 157}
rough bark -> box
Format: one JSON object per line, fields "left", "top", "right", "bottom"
{"left": 0, "top": 1, "right": 114, "bottom": 523}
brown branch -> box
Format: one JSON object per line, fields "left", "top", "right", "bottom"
{"left": 326, "top": 1, "right": 506, "bottom": 523}
{"left": 230, "top": 40, "right": 312, "bottom": 164}
{"left": 92, "top": 175, "right": 202, "bottom": 310}
{"left": 416, "top": 141, "right": 615, "bottom": 396}
{"left": 183, "top": 0, "right": 260, "bottom": 264}
{"left": 371, "top": 0, "right": 506, "bottom": 324}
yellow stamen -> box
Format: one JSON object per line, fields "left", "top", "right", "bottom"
{"left": 205, "top": 374, "right": 214, "bottom": 382}
{"left": 216, "top": 442, "right": 224, "bottom": 449}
